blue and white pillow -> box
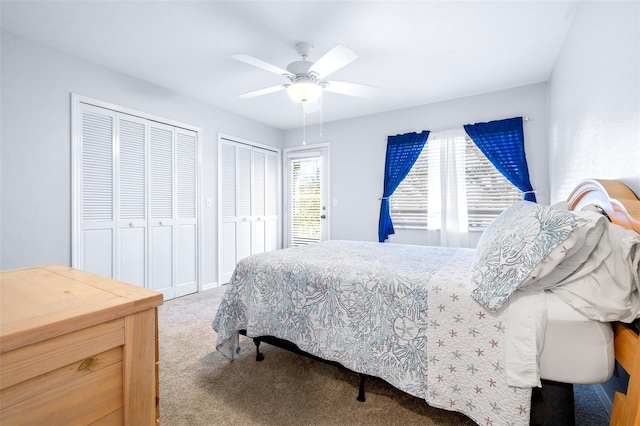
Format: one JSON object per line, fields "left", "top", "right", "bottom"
{"left": 471, "top": 201, "right": 590, "bottom": 311}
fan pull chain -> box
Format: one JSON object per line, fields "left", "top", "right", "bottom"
{"left": 320, "top": 92, "right": 323, "bottom": 137}
{"left": 302, "top": 105, "right": 306, "bottom": 145}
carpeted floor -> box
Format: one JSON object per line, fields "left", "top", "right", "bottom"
{"left": 158, "top": 287, "right": 610, "bottom": 426}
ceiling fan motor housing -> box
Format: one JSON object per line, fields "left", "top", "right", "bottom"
{"left": 286, "top": 60, "right": 318, "bottom": 82}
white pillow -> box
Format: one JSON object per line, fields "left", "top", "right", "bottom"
{"left": 471, "top": 201, "right": 591, "bottom": 311}
{"left": 525, "top": 210, "right": 607, "bottom": 290}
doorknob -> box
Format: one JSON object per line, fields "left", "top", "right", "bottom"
{"left": 320, "top": 215, "right": 326, "bottom": 219}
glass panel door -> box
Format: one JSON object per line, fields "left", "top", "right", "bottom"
{"left": 286, "top": 146, "right": 328, "bottom": 247}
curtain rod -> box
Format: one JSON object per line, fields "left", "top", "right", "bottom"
{"left": 389, "top": 116, "right": 531, "bottom": 140}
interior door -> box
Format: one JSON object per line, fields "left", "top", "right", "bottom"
{"left": 236, "top": 144, "right": 253, "bottom": 262}
{"left": 148, "top": 122, "right": 175, "bottom": 300}
{"left": 117, "top": 113, "right": 147, "bottom": 288}
{"left": 175, "top": 128, "right": 198, "bottom": 297}
{"left": 285, "top": 146, "right": 329, "bottom": 247}
{"left": 77, "top": 103, "right": 117, "bottom": 278}
{"left": 219, "top": 138, "right": 280, "bottom": 284}
{"left": 251, "top": 149, "right": 266, "bottom": 255}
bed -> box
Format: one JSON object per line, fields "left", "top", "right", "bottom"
{"left": 213, "top": 179, "right": 640, "bottom": 426}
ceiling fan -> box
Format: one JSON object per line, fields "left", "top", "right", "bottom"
{"left": 233, "top": 42, "right": 378, "bottom": 109}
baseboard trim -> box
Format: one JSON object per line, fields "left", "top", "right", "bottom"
{"left": 594, "top": 383, "right": 614, "bottom": 416}
{"left": 202, "top": 281, "right": 219, "bottom": 291}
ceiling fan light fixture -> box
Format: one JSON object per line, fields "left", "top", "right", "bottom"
{"left": 287, "top": 82, "right": 322, "bottom": 103}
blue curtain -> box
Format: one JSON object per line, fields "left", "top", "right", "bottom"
{"left": 378, "top": 131, "right": 429, "bottom": 242}
{"left": 463, "top": 117, "right": 536, "bottom": 202}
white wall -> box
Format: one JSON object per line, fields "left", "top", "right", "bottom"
{"left": 0, "top": 30, "right": 283, "bottom": 287}
{"left": 547, "top": 0, "right": 640, "bottom": 412}
{"left": 548, "top": 1, "right": 640, "bottom": 201}
{"left": 284, "top": 83, "right": 549, "bottom": 245}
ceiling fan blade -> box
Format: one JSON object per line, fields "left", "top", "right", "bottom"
{"left": 239, "top": 85, "right": 287, "bottom": 99}
{"left": 323, "top": 81, "right": 379, "bottom": 99}
{"left": 309, "top": 45, "right": 357, "bottom": 78}
{"left": 232, "top": 54, "right": 293, "bottom": 77}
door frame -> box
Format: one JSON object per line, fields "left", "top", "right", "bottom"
{"left": 283, "top": 142, "right": 331, "bottom": 248}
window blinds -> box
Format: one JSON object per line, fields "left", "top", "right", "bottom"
{"left": 464, "top": 137, "right": 522, "bottom": 229}
{"left": 390, "top": 134, "right": 521, "bottom": 230}
{"left": 289, "top": 157, "right": 321, "bottom": 246}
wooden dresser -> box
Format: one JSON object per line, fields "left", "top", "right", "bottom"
{"left": 0, "top": 264, "right": 163, "bottom": 425}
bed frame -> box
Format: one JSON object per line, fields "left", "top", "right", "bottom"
{"left": 566, "top": 179, "right": 640, "bottom": 426}
{"left": 243, "top": 179, "right": 640, "bottom": 426}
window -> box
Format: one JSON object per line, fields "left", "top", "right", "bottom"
{"left": 390, "top": 130, "right": 522, "bottom": 231}
{"left": 289, "top": 156, "right": 322, "bottom": 246}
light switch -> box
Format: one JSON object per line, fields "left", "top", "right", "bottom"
{"left": 206, "top": 198, "right": 212, "bottom": 207}
{"left": 332, "top": 198, "right": 338, "bottom": 206}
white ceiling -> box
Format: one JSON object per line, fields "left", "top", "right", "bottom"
{"left": 1, "top": 1, "right": 579, "bottom": 130}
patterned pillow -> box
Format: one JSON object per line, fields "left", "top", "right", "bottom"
{"left": 471, "top": 201, "right": 590, "bottom": 311}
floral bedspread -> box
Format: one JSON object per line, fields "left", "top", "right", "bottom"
{"left": 213, "top": 240, "right": 532, "bottom": 425}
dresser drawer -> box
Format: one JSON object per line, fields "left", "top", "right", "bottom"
{"left": 1, "top": 346, "right": 122, "bottom": 410}
{"left": 1, "top": 359, "right": 123, "bottom": 425}
{"left": 0, "top": 318, "right": 126, "bottom": 424}
{"left": 0, "top": 318, "right": 125, "bottom": 390}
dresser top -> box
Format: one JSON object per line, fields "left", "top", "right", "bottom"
{"left": 1, "top": 264, "right": 163, "bottom": 352}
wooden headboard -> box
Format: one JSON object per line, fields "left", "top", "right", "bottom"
{"left": 567, "top": 179, "right": 640, "bottom": 233}
{"left": 566, "top": 179, "right": 640, "bottom": 426}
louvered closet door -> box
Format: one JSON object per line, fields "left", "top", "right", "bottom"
{"left": 117, "top": 113, "right": 147, "bottom": 288}
{"left": 175, "top": 128, "right": 198, "bottom": 297}
{"left": 264, "top": 150, "right": 279, "bottom": 252}
{"left": 251, "top": 148, "right": 279, "bottom": 254}
{"left": 149, "top": 122, "right": 175, "bottom": 299}
{"left": 79, "top": 104, "right": 116, "bottom": 278}
{"left": 74, "top": 98, "right": 200, "bottom": 299}
{"left": 236, "top": 144, "right": 253, "bottom": 262}
{"left": 251, "top": 149, "right": 266, "bottom": 255}
{"left": 219, "top": 139, "right": 279, "bottom": 284}
{"left": 220, "top": 142, "right": 237, "bottom": 284}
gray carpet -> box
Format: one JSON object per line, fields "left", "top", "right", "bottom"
{"left": 158, "top": 287, "right": 610, "bottom": 426}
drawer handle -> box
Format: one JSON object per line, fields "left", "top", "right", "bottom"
{"left": 78, "top": 357, "right": 95, "bottom": 371}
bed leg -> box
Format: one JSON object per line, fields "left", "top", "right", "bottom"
{"left": 253, "top": 338, "right": 265, "bottom": 361}
{"left": 530, "top": 380, "right": 575, "bottom": 426}
{"left": 357, "top": 374, "right": 366, "bottom": 402}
